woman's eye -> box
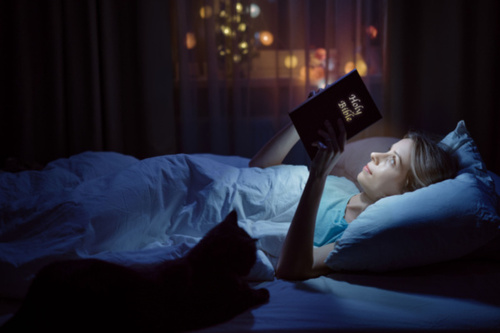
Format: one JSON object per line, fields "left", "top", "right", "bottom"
{"left": 390, "top": 157, "right": 396, "bottom": 165}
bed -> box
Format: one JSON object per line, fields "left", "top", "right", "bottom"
{"left": 1, "top": 121, "right": 500, "bottom": 332}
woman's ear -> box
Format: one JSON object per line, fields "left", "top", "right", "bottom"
{"left": 402, "top": 177, "right": 412, "bottom": 193}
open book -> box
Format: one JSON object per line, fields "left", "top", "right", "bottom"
{"left": 289, "top": 69, "right": 382, "bottom": 159}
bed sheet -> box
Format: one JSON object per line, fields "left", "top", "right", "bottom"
{"left": 0, "top": 152, "right": 309, "bottom": 299}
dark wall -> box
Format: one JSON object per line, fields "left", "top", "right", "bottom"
{"left": 386, "top": 0, "right": 500, "bottom": 174}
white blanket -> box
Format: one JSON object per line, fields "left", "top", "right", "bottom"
{"left": 0, "top": 152, "right": 309, "bottom": 288}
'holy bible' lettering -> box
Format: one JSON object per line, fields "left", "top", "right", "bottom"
{"left": 338, "top": 94, "right": 364, "bottom": 122}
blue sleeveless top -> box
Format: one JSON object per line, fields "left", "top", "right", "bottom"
{"left": 313, "top": 176, "right": 359, "bottom": 247}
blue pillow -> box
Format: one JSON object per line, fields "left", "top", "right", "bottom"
{"left": 325, "top": 121, "right": 500, "bottom": 272}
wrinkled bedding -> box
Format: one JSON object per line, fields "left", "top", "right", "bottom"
{"left": 0, "top": 152, "right": 309, "bottom": 295}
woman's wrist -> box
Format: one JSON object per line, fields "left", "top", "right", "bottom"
{"left": 306, "top": 171, "right": 329, "bottom": 194}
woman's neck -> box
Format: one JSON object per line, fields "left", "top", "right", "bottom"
{"left": 345, "top": 192, "right": 374, "bottom": 223}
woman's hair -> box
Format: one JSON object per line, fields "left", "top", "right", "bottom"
{"left": 404, "top": 131, "right": 458, "bottom": 192}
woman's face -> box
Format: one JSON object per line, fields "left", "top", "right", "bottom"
{"left": 357, "top": 138, "right": 414, "bottom": 202}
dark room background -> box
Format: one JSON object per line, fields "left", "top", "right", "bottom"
{"left": 1, "top": 0, "right": 499, "bottom": 174}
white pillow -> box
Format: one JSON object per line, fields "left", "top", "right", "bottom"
{"left": 325, "top": 121, "right": 500, "bottom": 271}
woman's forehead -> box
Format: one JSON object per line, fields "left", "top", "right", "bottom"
{"left": 392, "top": 138, "right": 414, "bottom": 165}
{"left": 392, "top": 138, "right": 413, "bottom": 153}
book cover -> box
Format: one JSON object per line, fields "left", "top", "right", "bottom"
{"left": 289, "top": 69, "right": 382, "bottom": 159}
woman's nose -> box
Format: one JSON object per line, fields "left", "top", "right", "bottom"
{"left": 371, "top": 152, "right": 385, "bottom": 164}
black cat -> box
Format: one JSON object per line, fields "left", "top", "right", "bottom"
{"left": 2, "top": 210, "right": 269, "bottom": 332}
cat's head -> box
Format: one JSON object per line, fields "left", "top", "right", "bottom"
{"left": 188, "top": 211, "right": 257, "bottom": 277}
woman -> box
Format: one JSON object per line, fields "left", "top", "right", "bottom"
{"left": 249, "top": 119, "right": 457, "bottom": 280}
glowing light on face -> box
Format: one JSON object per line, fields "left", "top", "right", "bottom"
{"left": 357, "top": 139, "right": 414, "bottom": 201}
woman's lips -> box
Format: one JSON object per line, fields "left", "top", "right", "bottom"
{"left": 364, "top": 164, "right": 372, "bottom": 175}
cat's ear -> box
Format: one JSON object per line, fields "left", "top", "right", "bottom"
{"left": 224, "top": 210, "right": 238, "bottom": 225}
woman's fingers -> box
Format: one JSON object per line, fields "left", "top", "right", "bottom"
{"left": 318, "top": 120, "right": 341, "bottom": 153}
{"left": 325, "top": 120, "right": 341, "bottom": 152}
{"left": 311, "top": 119, "right": 347, "bottom": 177}
{"left": 313, "top": 141, "right": 328, "bottom": 150}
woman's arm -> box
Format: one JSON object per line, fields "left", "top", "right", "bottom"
{"left": 276, "top": 119, "right": 346, "bottom": 280}
{"left": 275, "top": 173, "right": 332, "bottom": 280}
{"left": 248, "top": 122, "right": 300, "bottom": 168}
{"left": 250, "top": 88, "right": 328, "bottom": 169}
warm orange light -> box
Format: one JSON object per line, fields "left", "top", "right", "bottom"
{"left": 314, "top": 48, "right": 326, "bottom": 61}
{"left": 366, "top": 25, "right": 378, "bottom": 39}
{"left": 356, "top": 58, "right": 368, "bottom": 76}
{"left": 259, "top": 31, "right": 274, "bottom": 46}
{"left": 311, "top": 66, "right": 325, "bottom": 81}
{"left": 344, "top": 57, "right": 368, "bottom": 76}
{"left": 300, "top": 65, "right": 325, "bottom": 84}
{"left": 344, "top": 61, "right": 355, "bottom": 74}
{"left": 185, "top": 32, "right": 196, "bottom": 49}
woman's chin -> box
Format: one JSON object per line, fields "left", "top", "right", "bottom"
{"left": 356, "top": 171, "right": 365, "bottom": 186}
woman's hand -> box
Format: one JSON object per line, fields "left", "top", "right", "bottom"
{"left": 310, "top": 119, "right": 346, "bottom": 179}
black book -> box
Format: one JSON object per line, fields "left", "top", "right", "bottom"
{"left": 289, "top": 69, "right": 382, "bottom": 159}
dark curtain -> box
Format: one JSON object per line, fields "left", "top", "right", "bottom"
{"left": 170, "top": 0, "right": 387, "bottom": 166}
{"left": 386, "top": 0, "right": 500, "bottom": 174}
{"left": 3, "top": 0, "right": 499, "bottom": 174}
{"left": 0, "top": 0, "right": 176, "bottom": 167}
